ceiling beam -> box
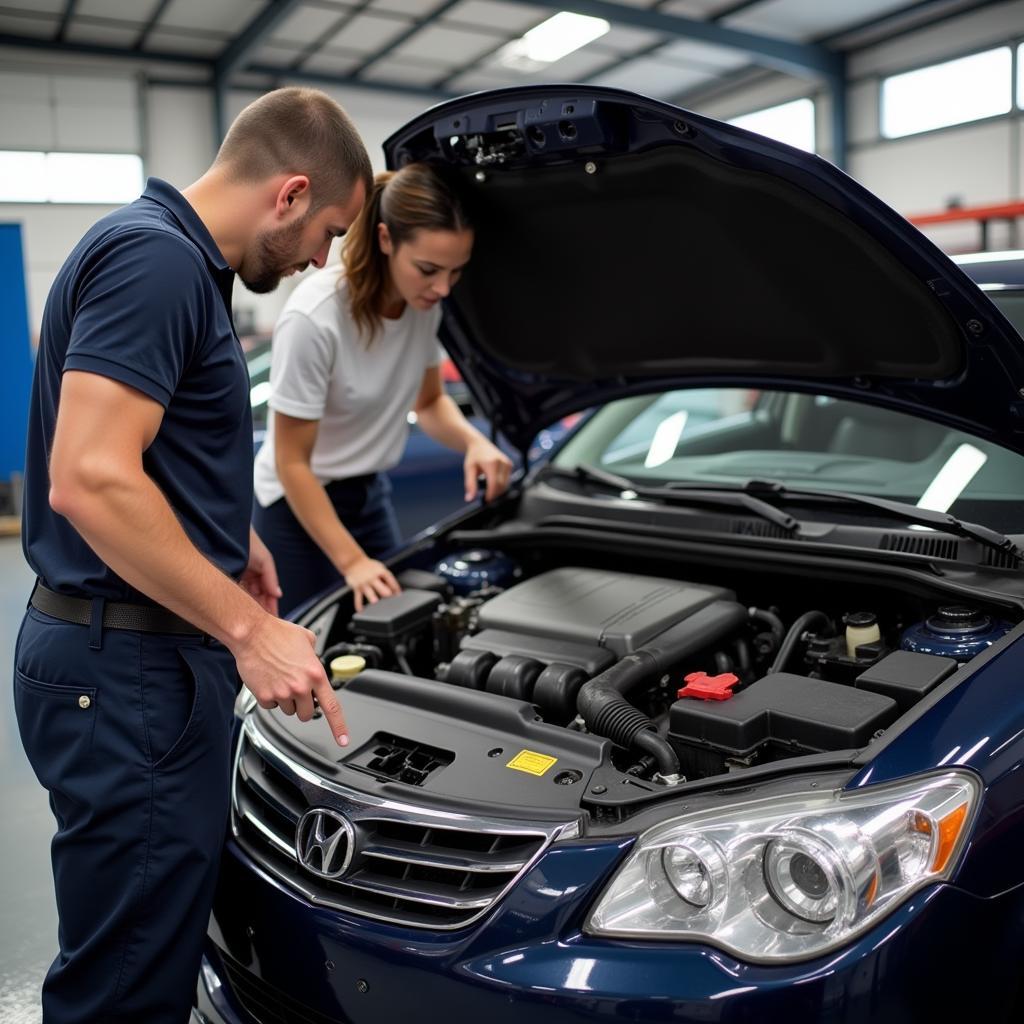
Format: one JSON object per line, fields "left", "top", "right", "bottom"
{"left": 495, "top": 0, "right": 843, "bottom": 79}
{"left": 288, "top": 0, "right": 373, "bottom": 72}
{"left": 0, "top": 31, "right": 456, "bottom": 103}
{"left": 0, "top": 31, "right": 210, "bottom": 66}
{"left": 214, "top": 0, "right": 304, "bottom": 81}
{"left": 702, "top": 0, "right": 765, "bottom": 17}
{"left": 55, "top": 0, "right": 78, "bottom": 43}
{"left": 248, "top": 63, "right": 456, "bottom": 101}
{"left": 347, "top": 0, "right": 465, "bottom": 79}
{"left": 579, "top": 37, "right": 666, "bottom": 85}
{"left": 823, "top": 0, "right": 1005, "bottom": 48}
{"left": 134, "top": 0, "right": 175, "bottom": 51}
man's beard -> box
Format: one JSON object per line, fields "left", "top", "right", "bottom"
{"left": 239, "top": 215, "right": 311, "bottom": 294}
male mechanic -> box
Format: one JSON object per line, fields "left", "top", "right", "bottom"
{"left": 14, "top": 87, "right": 371, "bottom": 1023}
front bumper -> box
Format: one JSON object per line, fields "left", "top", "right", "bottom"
{"left": 200, "top": 833, "right": 1024, "bottom": 1024}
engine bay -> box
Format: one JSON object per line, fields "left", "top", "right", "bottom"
{"left": 307, "top": 546, "right": 1017, "bottom": 798}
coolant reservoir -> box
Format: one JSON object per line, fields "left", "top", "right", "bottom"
{"left": 330, "top": 654, "right": 366, "bottom": 688}
{"left": 844, "top": 612, "right": 881, "bottom": 658}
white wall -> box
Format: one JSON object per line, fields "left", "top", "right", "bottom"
{"left": 0, "top": 52, "right": 425, "bottom": 337}
{"left": 693, "top": 1, "right": 1024, "bottom": 253}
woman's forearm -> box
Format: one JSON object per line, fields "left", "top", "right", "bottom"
{"left": 415, "top": 393, "right": 486, "bottom": 452}
{"left": 277, "top": 462, "right": 364, "bottom": 572}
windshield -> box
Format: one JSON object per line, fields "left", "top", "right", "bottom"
{"left": 553, "top": 387, "right": 1024, "bottom": 533}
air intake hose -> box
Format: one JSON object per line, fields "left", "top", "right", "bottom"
{"left": 577, "top": 600, "right": 748, "bottom": 777}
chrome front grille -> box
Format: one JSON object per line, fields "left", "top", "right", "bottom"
{"left": 231, "top": 719, "right": 572, "bottom": 929}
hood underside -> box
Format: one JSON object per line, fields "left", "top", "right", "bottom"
{"left": 385, "top": 86, "right": 1024, "bottom": 454}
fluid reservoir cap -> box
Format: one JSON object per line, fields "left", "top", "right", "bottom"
{"left": 843, "top": 611, "right": 878, "bottom": 628}
{"left": 678, "top": 671, "right": 738, "bottom": 701}
{"left": 433, "top": 548, "right": 521, "bottom": 595}
{"left": 330, "top": 655, "right": 366, "bottom": 685}
{"left": 927, "top": 606, "right": 989, "bottom": 634}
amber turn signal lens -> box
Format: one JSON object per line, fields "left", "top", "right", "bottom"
{"left": 931, "top": 803, "right": 969, "bottom": 873}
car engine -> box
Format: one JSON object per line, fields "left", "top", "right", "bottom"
{"left": 316, "top": 550, "right": 1013, "bottom": 786}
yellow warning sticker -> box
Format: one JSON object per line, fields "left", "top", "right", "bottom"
{"left": 506, "top": 750, "right": 558, "bottom": 777}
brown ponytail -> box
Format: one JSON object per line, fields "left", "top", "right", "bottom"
{"left": 342, "top": 162, "right": 472, "bottom": 343}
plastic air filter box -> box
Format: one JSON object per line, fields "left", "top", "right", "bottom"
{"left": 477, "top": 567, "right": 736, "bottom": 657}
{"left": 350, "top": 589, "right": 440, "bottom": 642}
{"left": 669, "top": 672, "right": 898, "bottom": 779}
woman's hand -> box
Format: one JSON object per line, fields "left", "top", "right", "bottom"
{"left": 343, "top": 554, "right": 401, "bottom": 612}
{"left": 464, "top": 439, "right": 513, "bottom": 502}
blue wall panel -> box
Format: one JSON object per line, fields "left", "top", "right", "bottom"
{"left": 0, "top": 223, "right": 32, "bottom": 479}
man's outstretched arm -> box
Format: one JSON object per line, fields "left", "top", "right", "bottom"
{"left": 48, "top": 370, "right": 348, "bottom": 743}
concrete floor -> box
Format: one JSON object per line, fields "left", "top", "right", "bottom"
{"left": 0, "top": 537, "right": 55, "bottom": 1023}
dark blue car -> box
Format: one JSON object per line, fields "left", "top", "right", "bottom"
{"left": 195, "top": 86, "right": 1024, "bottom": 1024}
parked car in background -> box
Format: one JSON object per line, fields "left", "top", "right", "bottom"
{"left": 196, "top": 87, "right": 1024, "bottom": 1024}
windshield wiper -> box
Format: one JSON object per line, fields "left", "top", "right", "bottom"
{"left": 540, "top": 464, "right": 799, "bottom": 534}
{"left": 743, "top": 479, "right": 1023, "bottom": 563}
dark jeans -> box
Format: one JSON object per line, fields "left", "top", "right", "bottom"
{"left": 14, "top": 606, "right": 237, "bottom": 1024}
{"left": 253, "top": 472, "right": 403, "bottom": 617}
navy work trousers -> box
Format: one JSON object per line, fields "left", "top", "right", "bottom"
{"left": 253, "top": 471, "right": 402, "bottom": 618}
{"left": 13, "top": 604, "right": 237, "bottom": 1024}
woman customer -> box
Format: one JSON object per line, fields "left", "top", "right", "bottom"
{"left": 253, "top": 162, "right": 512, "bottom": 615}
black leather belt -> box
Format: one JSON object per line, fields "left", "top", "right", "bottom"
{"left": 31, "top": 582, "right": 202, "bottom": 636}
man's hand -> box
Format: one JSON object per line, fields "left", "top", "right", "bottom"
{"left": 230, "top": 614, "right": 348, "bottom": 746}
{"left": 241, "top": 526, "right": 282, "bottom": 615}
{"left": 464, "top": 439, "right": 513, "bottom": 502}
{"left": 343, "top": 554, "right": 400, "bottom": 612}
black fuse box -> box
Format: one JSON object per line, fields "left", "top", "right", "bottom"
{"left": 669, "top": 672, "right": 899, "bottom": 779}
{"left": 855, "top": 650, "right": 957, "bottom": 711}
{"left": 350, "top": 588, "right": 441, "bottom": 642}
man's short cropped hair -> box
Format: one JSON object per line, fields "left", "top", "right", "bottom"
{"left": 214, "top": 87, "right": 373, "bottom": 212}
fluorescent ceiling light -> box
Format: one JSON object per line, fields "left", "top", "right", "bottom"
{"left": 495, "top": 12, "right": 609, "bottom": 72}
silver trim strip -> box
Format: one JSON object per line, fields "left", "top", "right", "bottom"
{"left": 360, "top": 843, "right": 530, "bottom": 874}
{"left": 238, "top": 805, "right": 297, "bottom": 861}
{"left": 336, "top": 875, "right": 496, "bottom": 911}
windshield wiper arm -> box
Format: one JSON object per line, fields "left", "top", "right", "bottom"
{"left": 541, "top": 464, "right": 799, "bottom": 534}
{"left": 744, "top": 479, "right": 1022, "bottom": 563}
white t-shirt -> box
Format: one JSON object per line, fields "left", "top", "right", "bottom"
{"left": 253, "top": 269, "right": 442, "bottom": 508}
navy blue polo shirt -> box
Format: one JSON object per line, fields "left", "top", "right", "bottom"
{"left": 23, "top": 178, "right": 254, "bottom": 600}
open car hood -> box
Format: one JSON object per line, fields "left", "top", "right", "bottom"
{"left": 384, "top": 86, "right": 1024, "bottom": 455}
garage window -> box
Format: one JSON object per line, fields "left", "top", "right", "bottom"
{"left": 881, "top": 47, "right": 1012, "bottom": 138}
{"left": 0, "top": 71, "right": 143, "bottom": 204}
{"left": 0, "top": 150, "right": 144, "bottom": 204}
{"left": 728, "top": 98, "right": 815, "bottom": 153}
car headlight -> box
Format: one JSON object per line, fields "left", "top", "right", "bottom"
{"left": 586, "top": 771, "right": 978, "bottom": 962}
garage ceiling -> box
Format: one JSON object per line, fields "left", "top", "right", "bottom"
{"left": 0, "top": 0, "right": 1001, "bottom": 106}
